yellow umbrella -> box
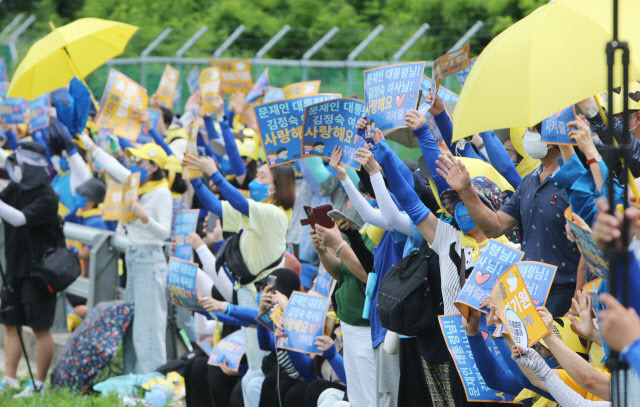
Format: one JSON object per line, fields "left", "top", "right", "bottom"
{"left": 452, "top": 0, "right": 640, "bottom": 142}
{"left": 7, "top": 18, "right": 138, "bottom": 100}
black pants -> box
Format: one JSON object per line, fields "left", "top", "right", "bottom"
{"left": 399, "top": 337, "right": 430, "bottom": 407}
{"left": 258, "top": 370, "right": 301, "bottom": 407}
{"left": 284, "top": 380, "right": 346, "bottom": 407}
{"left": 184, "top": 355, "right": 243, "bottom": 407}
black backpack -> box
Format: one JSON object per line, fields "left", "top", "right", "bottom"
{"left": 377, "top": 241, "right": 442, "bottom": 336}
{"left": 215, "top": 231, "right": 284, "bottom": 285}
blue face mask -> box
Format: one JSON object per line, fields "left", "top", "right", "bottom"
{"left": 365, "top": 197, "right": 378, "bottom": 208}
{"left": 130, "top": 164, "right": 149, "bottom": 183}
{"left": 454, "top": 203, "right": 477, "bottom": 233}
{"left": 73, "top": 194, "right": 88, "bottom": 211}
{"left": 249, "top": 179, "right": 272, "bottom": 202}
{"left": 544, "top": 355, "right": 560, "bottom": 369}
{"left": 220, "top": 156, "right": 233, "bottom": 175}
{"left": 59, "top": 157, "right": 70, "bottom": 172}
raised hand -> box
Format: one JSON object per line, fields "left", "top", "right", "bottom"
{"left": 568, "top": 290, "right": 598, "bottom": 343}
{"left": 461, "top": 308, "right": 482, "bottom": 336}
{"left": 404, "top": 110, "right": 427, "bottom": 131}
{"left": 424, "top": 90, "right": 445, "bottom": 116}
{"left": 354, "top": 147, "right": 380, "bottom": 175}
{"left": 183, "top": 154, "right": 218, "bottom": 176}
{"left": 435, "top": 153, "right": 472, "bottom": 193}
{"left": 329, "top": 146, "right": 348, "bottom": 181}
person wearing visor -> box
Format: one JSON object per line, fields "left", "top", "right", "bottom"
{"left": 0, "top": 142, "right": 60, "bottom": 396}
{"left": 79, "top": 134, "right": 173, "bottom": 374}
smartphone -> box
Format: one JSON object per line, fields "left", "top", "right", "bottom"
{"left": 327, "top": 209, "right": 362, "bottom": 230}
{"left": 267, "top": 275, "right": 278, "bottom": 292}
{"left": 205, "top": 212, "right": 220, "bottom": 232}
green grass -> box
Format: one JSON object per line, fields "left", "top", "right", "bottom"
{"left": 0, "top": 387, "right": 124, "bottom": 406}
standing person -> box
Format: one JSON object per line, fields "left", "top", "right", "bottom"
{"left": 0, "top": 142, "right": 60, "bottom": 397}
{"left": 79, "top": 134, "right": 173, "bottom": 374}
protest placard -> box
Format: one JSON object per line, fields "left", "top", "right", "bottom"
{"left": 173, "top": 83, "right": 182, "bottom": 113}
{"left": 246, "top": 69, "right": 269, "bottom": 103}
{"left": 284, "top": 80, "right": 321, "bottom": 99}
{"left": 156, "top": 64, "right": 180, "bottom": 109}
{"left": 541, "top": 105, "right": 578, "bottom": 145}
{"left": 212, "top": 58, "right": 253, "bottom": 95}
{"left": 301, "top": 98, "right": 366, "bottom": 169}
{"left": 277, "top": 291, "right": 330, "bottom": 355}
{"left": 198, "top": 341, "right": 214, "bottom": 357}
{"left": 208, "top": 331, "right": 246, "bottom": 372}
{"left": 167, "top": 256, "right": 202, "bottom": 310}
{"left": 263, "top": 87, "right": 285, "bottom": 103}
{"left": 455, "top": 239, "right": 524, "bottom": 318}
{"left": 121, "top": 172, "right": 141, "bottom": 224}
{"left": 364, "top": 62, "right": 425, "bottom": 133}
{"left": 96, "top": 127, "right": 113, "bottom": 151}
{"left": 0, "top": 83, "right": 27, "bottom": 124}
{"left": 187, "top": 67, "right": 200, "bottom": 94}
{"left": 253, "top": 94, "right": 341, "bottom": 167}
{"left": 200, "top": 67, "right": 220, "bottom": 115}
{"left": 256, "top": 305, "right": 283, "bottom": 333}
{"left": 513, "top": 261, "right": 557, "bottom": 307}
{"left": 564, "top": 207, "right": 609, "bottom": 280}
{"left": 493, "top": 265, "right": 549, "bottom": 348}
{"left": 96, "top": 69, "right": 148, "bottom": 140}
{"left": 174, "top": 209, "right": 199, "bottom": 261}
{"left": 0, "top": 57, "right": 6, "bottom": 83}
{"left": 418, "top": 75, "right": 459, "bottom": 127}
{"left": 455, "top": 56, "right": 478, "bottom": 87}
{"left": 314, "top": 265, "right": 335, "bottom": 298}
{"left": 439, "top": 314, "right": 518, "bottom": 403}
{"left": 27, "top": 93, "right": 50, "bottom": 132}
{"left": 184, "top": 124, "right": 202, "bottom": 179}
{"left": 425, "top": 42, "right": 471, "bottom": 110}
{"left": 101, "top": 177, "right": 123, "bottom": 221}
{"left": 137, "top": 108, "right": 161, "bottom": 144}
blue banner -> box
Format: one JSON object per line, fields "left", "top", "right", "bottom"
{"left": 246, "top": 69, "right": 269, "bottom": 103}
{"left": 455, "top": 57, "right": 477, "bottom": 87}
{"left": 167, "top": 257, "right": 202, "bottom": 310}
{"left": 137, "top": 108, "right": 162, "bottom": 144}
{"left": 455, "top": 239, "right": 524, "bottom": 317}
{"left": 0, "top": 85, "right": 27, "bottom": 124}
{"left": 541, "top": 105, "right": 578, "bottom": 145}
{"left": 314, "top": 265, "right": 334, "bottom": 298}
{"left": 28, "top": 93, "right": 50, "bottom": 132}
{"left": 566, "top": 216, "right": 609, "bottom": 281}
{"left": 277, "top": 292, "right": 330, "bottom": 355}
{"left": 301, "top": 98, "right": 366, "bottom": 169}
{"left": 208, "top": 331, "right": 245, "bottom": 372}
{"left": 174, "top": 209, "right": 199, "bottom": 261}
{"left": 439, "top": 314, "right": 517, "bottom": 403}
{"left": 364, "top": 62, "right": 425, "bottom": 133}
{"left": 514, "top": 261, "right": 557, "bottom": 307}
{"left": 187, "top": 67, "right": 200, "bottom": 94}
{"left": 254, "top": 94, "right": 341, "bottom": 166}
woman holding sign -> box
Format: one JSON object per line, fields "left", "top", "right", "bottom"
{"left": 184, "top": 154, "right": 295, "bottom": 372}
{"left": 79, "top": 134, "right": 173, "bottom": 374}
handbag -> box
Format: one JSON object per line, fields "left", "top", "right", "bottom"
{"left": 215, "top": 231, "right": 284, "bottom": 285}
{"left": 29, "top": 216, "right": 81, "bottom": 293}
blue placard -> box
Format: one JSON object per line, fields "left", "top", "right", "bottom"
{"left": 167, "top": 257, "right": 202, "bottom": 310}
{"left": 277, "top": 292, "right": 330, "bottom": 355}
{"left": 0, "top": 84, "right": 28, "bottom": 124}
{"left": 314, "top": 266, "right": 333, "bottom": 298}
{"left": 455, "top": 57, "right": 477, "bottom": 87}
{"left": 246, "top": 69, "right": 269, "bottom": 103}
{"left": 514, "top": 261, "right": 557, "bottom": 307}
{"left": 420, "top": 75, "right": 459, "bottom": 104}
{"left": 256, "top": 310, "right": 276, "bottom": 332}
{"left": 439, "top": 315, "right": 517, "bottom": 403}
{"left": 254, "top": 94, "right": 341, "bottom": 167}
{"left": 28, "top": 93, "right": 50, "bottom": 132}
{"left": 364, "top": 62, "right": 425, "bottom": 133}
{"left": 455, "top": 240, "right": 524, "bottom": 316}
{"left": 96, "top": 127, "right": 113, "bottom": 151}
{"left": 208, "top": 330, "right": 245, "bottom": 371}
{"left": 541, "top": 105, "right": 578, "bottom": 145}
{"left": 197, "top": 341, "right": 214, "bottom": 357}
{"left": 174, "top": 209, "right": 199, "bottom": 261}
{"left": 263, "top": 88, "right": 285, "bottom": 103}
{"left": 0, "top": 58, "right": 6, "bottom": 83}
{"left": 301, "top": 98, "right": 366, "bottom": 169}
{"left": 567, "top": 218, "right": 609, "bottom": 281}
{"left": 137, "top": 108, "right": 161, "bottom": 144}
{"left": 187, "top": 67, "right": 200, "bottom": 94}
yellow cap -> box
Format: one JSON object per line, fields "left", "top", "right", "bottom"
{"left": 510, "top": 127, "right": 526, "bottom": 158}
{"left": 166, "top": 126, "right": 188, "bottom": 144}
{"left": 236, "top": 138, "right": 259, "bottom": 161}
{"left": 540, "top": 317, "right": 591, "bottom": 357}
{"left": 125, "top": 143, "right": 168, "bottom": 168}
{"left": 163, "top": 155, "right": 183, "bottom": 173}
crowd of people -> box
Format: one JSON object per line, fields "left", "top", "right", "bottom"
{"left": 0, "top": 61, "right": 639, "bottom": 407}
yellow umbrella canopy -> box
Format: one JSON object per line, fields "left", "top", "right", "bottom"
{"left": 7, "top": 18, "right": 138, "bottom": 100}
{"left": 452, "top": 0, "right": 640, "bottom": 142}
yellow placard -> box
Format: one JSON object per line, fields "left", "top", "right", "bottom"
{"left": 199, "top": 67, "right": 221, "bottom": 115}
{"left": 184, "top": 123, "right": 202, "bottom": 180}
{"left": 211, "top": 58, "right": 253, "bottom": 95}
{"left": 493, "top": 264, "right": 549, "bottom": 348}
{"left": 283, "top": 80, "right": 321, "bottom": 99}
{"left": 96, "top": 69, "right": 149, "bottom": 140}
{"left": 270, "top": 306, "right": 283, "bottom": 326}
{"left": 156, "top": 64, "right": 180, "bottom": 109}
{"left": 121, "top": 172, "right": 141, "bottom": 224}
{"left": 102, "top": 177, "right": 124, "bottom": 221}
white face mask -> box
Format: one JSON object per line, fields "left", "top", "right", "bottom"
{"left": 7, "top": 161, "right": 22, "bottom": 183}
{"left": 522, "top": 130, "right": 550, "bottom": 159}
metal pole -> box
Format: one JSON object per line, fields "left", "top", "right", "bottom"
{"left": 301, "top": 26, "right": 340, "bottom": 81}
{"left": 347, "top": 24, "right": 385, "bottom": 96}
{"left": 139, "top": 27, "right": 173, "bottom": 88}
{"left": 175, "top": 26, "right": 207, "bottom": 58}
{"left": 392, "top": 23, "right": 430, "bottom": 62}
{"left": 255, "top": 25, "right": 291, "bottom": 59}
{"left": 0, "top": 13, "right": 24, "bottom": 38}
{"left": 212, "top": 25, "right": 245, "bottom": 58}
{"left": 7, "top": 14, "right": 35, "bottom": 62}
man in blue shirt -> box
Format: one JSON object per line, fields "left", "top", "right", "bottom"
{"left": 437, "top": 131, "right": 580, "bottom": 317}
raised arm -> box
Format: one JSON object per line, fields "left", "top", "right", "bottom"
{"left": 316, "top": 223, "right": 368, "bottom": 284}
{"left": 79, "top": 133, "right": 131, "bottom": 183}
{"left": 59, "top": 125, "right": 91, "bottom": 194}
{"left": 191, "top": 233, "right": 234, "bottom": 302}
{"left": 309, "top": 228, "right": 342, "bottom": 281}
{"left": 479, "top": 130, "right": 521, "bottom": 189}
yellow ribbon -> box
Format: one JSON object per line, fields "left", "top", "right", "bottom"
{"left": 459, "top": 233, "right": 510, "bottom": 260}
{"left": 138, "top": 179, "right": 170, "bottom": 197}
{"left": 76, "top": 205, "right": 102, "bottom": 219}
